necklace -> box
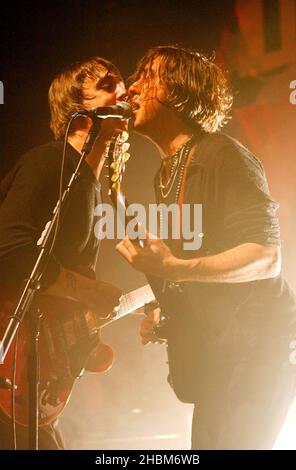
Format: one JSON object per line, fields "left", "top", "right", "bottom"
{"left": 159, "top": 136, "right": 194, "bottom": 201}
{"left": 159, "top": 152, "right": 182, "bottom": 199}
{"left": 158, "top": 136, "right": 195, "bottom": 241}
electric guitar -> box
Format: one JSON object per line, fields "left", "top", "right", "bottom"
{"left": 0, "top": 131, "right": 160, "bottom": 426}
{"left": 0, "top": 282, "right": 155, "bottom": 426}
{"left": 107, "top": 133, "right": 199, "bottom": 404}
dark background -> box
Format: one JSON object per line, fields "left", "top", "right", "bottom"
{"left": 0, "top": 0, "right": 235, "bottom": 175}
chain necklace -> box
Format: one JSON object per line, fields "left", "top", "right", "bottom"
{"left": 159, "top": 153, "right": 182, "bottom": 199}
{"left": 158, "top": 137, "right": 195, "bottom": 241}
{"left": 159, "top": 136, "right": 194, "bottom": 201}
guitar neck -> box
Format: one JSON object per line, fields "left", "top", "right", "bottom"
{"left": 100, "top": 284, "right": 155, "bottom": 328}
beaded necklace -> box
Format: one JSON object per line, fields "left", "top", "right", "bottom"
{"left": 159, "top": 153, "right": 181, "bottom": 199}
{"left": 158, "top": 136, "right": 196, "bottom": 243}
{"left": 159, "top": 136, "right": 195, "bottom": 203}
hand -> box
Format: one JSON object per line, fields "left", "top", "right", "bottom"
{"left": 116, "top": 233, "right": 181, "bottom": 281}
{"left": 87, "top": 280, "right": 122, "bottom": 319}
{"left": 44, "top": 268, "right": 122, "bottom": 319}
{"left": 97, "top": 117, "right": 128, "bottom": 143}
{"left": 85, "top": 118, "right": 128, "bottom": 174}
{"left": 79, "top": 113, "right": 128, "bottom": 144}
{"left": 140, "top": 308, "right": 166, "bottom": 345}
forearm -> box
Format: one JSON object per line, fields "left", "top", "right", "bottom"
{"left": 42, "top": 266, "right": 122, "bottom": 318}
{"left": 43, "top": 266, "right": 93, "bottom": 304}
{"left": 172, "top": 243, "right": 281, "bottom": 283}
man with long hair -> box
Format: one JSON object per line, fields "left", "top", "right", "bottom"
{"left": 117, "top": 46, "right": 296, "bottom": 449}
{"left": 0, "top": 56, "right": 126, "bottom": 449}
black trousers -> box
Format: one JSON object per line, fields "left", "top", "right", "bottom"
{"left": 191, "top": 363, "right": 296, "bottom": 450}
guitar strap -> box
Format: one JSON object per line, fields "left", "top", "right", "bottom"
{"left": 172, "top": 141, "right": 198, "bottom": 257}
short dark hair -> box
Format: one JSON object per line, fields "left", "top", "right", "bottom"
{"left": 48, "top": 57, "right": 122, "bottom": 140}
{"left": 130, "top": 45, "right": 233, "bottom": 133}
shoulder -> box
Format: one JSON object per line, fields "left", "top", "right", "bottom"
{"left": 14, "top": 141, "right": 75, "bottom": 182}
{"left": 19, "top": 141, "right": 64, "bottom": 168}
{"left": 192, "top": 132, "right": 265, "bottom": 176}
{"left": 3, "top": 141, "right": 70, "bottom": 192}
{"left": 1, "top": 142, "right": 63, "bottom": 192}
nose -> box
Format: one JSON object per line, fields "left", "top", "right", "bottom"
{"left": 127, "top": 79, "right": 140, "bottom": 98}
{"left": 116, "top": 82, "right": 127, "bottom": 102}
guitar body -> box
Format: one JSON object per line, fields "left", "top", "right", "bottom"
{"left": 0, "top": 277, "right": 155, "bottom": 426}
{"left": 0, "top": 292, "right": 114, "bottom": 427}
{"left": 107, "top": 133, "right": 200, "bottom": 404}
{"left": 145, "top": 275, "right": 202, "bottom": 404}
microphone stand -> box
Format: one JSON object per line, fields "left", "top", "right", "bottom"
{"left": 0, "top": 116, "right": 102, "bottom": 449}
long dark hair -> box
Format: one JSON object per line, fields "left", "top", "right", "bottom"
{"left": 130, "top": 45, "right": 233, "bottom": 133}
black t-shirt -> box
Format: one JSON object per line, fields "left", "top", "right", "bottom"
{"left": 0, "top": 141, "right": 101, "bottom": 289}
{"left": 155, "top": 133, "right": 296, "bottom": 402}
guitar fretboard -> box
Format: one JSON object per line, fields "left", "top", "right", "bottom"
{"left": 118, "top": 284, "right": 155, "bottom": 317}
{"left": 101, "top": 284, "right": 155, "bottom": 328}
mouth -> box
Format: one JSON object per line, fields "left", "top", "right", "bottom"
{"left": 129, "top": 99, "right": 140, "bottom": 113}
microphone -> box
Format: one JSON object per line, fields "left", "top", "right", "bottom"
{"left": 78, "top": 102, "right": 132, "bottom": 120}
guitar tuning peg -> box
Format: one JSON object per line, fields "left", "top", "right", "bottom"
{"left": 113, "top": 180, "right": 121, "bottom": 192}
{"left": 122, "top": 142, "right": 130, "bottom": 152}
{"left": 104, "top": 174, "right": 109, "bottom": 179}
{"left": 120, "top": 131, "right": 129, "bottom": 142}
{"left": 123, "top": 152, "right": 130, "bottom": 162}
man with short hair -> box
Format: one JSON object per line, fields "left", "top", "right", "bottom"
{"left": 117, "top": 46, "right": 296, "bottom": 449}
{"left": 0, "top": 56, "right": 126, "bottom": 449}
